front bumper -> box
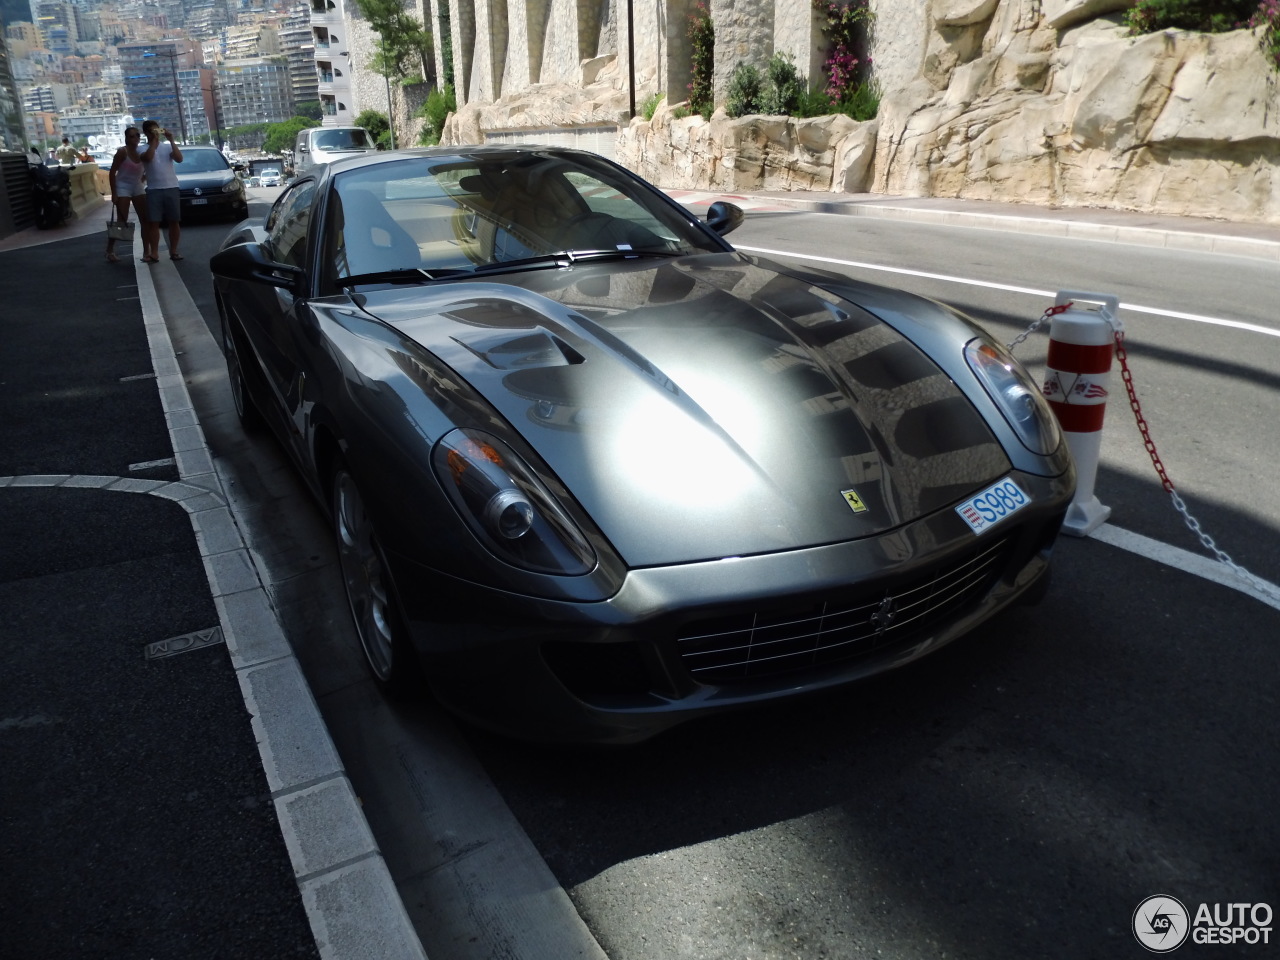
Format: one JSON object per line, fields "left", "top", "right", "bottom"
{"left": 391, "top": 469, "right": 1073, "bottom": 744}
{"left": 180, "top": 190, "right": 247, "bottom": 218}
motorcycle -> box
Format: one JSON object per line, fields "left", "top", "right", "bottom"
{"left": 30, "top": 162, "right": 72, "bottom": 229}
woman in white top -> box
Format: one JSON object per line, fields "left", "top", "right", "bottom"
{"left": 106, "top": 127, "right": 147, "bottom": 263}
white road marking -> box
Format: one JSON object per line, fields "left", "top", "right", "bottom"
{"left": 735, "top": 245, "right": 1280, "bottom": 340}
{"left": 1090, "top": 523, "right": 1280, "bottom": 612}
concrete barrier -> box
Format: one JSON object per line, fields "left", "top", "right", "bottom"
{"left": 67, "top": 163, "right": 104, "bottom": 220}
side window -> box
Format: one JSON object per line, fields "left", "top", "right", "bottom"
{"left": 267, "top": 180, "right": 317, "bottom": 268}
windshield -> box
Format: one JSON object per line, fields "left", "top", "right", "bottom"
{"left": 313, "top": 129, "right": 373, "bottom": 150}
{"left": 325, "top": 151, "right": 726, "bottom": 287}
{"left": 178, "top": 149, "right": 231, "bottom": 174}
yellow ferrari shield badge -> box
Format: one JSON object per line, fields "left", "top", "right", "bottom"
{"left": 841, "top": 488, "right": 868, "bottom": 514}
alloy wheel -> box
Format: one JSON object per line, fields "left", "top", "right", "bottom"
{"left": 334, "top": 469, "right": 396, "bottom": 682}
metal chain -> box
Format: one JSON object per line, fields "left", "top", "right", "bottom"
{"left": 1010, "top": 304, "right": 1278, "bottom": 600}
{"left": 1113, "top": 331, "right": 1278, "bottom": 598}
{"left": 1006, "top": 302, "right": 1072, "bottom": 352}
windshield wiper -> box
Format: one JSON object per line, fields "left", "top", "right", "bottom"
{"left": 336, "top": 267, "right": 468, "bottom": 287}
{"left": 338, "top": 249, "right": 686, "bottom": 288}
{"left": 467, "top": 248, "right": 683, "bottom": 275}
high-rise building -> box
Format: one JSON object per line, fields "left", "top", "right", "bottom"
{"left": 273, "top": 6, "right": 317, "bottom": 113}
{"left": 215, "top": 55, "right": 294, "bottom": 132}
{"left": 118, "top": 40, "right": 203, "bottom": 133}
{"left": 0, "top": 30, "right": 27, "bottom": 150}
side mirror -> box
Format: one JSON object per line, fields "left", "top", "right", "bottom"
{"left": 705, "top": 200, "right": 745, "bottom": 237}
{"left": 299, "top": 143, "right": 309, "bottom": 152}
{"left": 211, "top": 242, "right": 305, "bottom": 294}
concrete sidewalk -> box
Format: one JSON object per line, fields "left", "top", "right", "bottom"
{"left": 0, "top": 202, "right": 425, "bottom": 960}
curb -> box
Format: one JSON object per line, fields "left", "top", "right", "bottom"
{"left": 132, "top": 258, "right": 429, "bottom": 960}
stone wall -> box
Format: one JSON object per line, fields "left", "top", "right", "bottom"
{"left": 438, "top": 0, "right": 1280, "bottom": 224}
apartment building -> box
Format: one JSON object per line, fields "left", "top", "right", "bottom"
{"left": 118, "top": 39, "right": 202, "bottom": 131}
{"left": 215, "top": 55, "right": 295, "bottom": 130}
{"left": 308, "top": 0, "right": 355, "bottom": 126}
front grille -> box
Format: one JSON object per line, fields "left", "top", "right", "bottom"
{"left": 677, "top": 537, "right": 1010, "bottom": 684}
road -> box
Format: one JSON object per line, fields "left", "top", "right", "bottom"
{"left": 168, "top": 192, "right": 1280, "bottom": 960}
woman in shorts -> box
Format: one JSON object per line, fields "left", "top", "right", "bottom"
{"left": 106, "top": 127, "right": 148, "bottom": 263}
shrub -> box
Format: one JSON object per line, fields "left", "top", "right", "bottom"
{"left": 725, "top": 62, "right": 763, "bottom": 117}
{"left": 641, "top": 92, "right": 665, "bottom": 121}
{"left": 417, "top": 83, "right": 456, "bottom": 145}
{"left": 1251, "top": 0, "right": 1280, "bottom": 67}
{"left": 834, "top": 79, "right": 880, "bottom": 122}
{"left": 760, "top": 52, "right": 803, "bottom": 115}
{"left": 1126, "top": 0, "right": 1257, "bottom": 32}
{"left": 794, "top": 84, "right": 835, "bottom": 118}
{"left": 688, "top": 2, "right": 715, "bottom": 118}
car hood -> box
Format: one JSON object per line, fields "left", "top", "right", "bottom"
{"left": 176, "top": 169, "right": 235, "bottom": 189}
{"left": 361, "top": 254, "right": 1011, "bottom": 567}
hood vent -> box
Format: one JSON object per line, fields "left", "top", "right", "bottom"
{"left": 450, "top": 330, "right": 585, "bottom": 370}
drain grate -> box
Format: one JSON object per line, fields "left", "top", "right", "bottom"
{"left": 144, "top": 626, "right": 224, "bottom": 660}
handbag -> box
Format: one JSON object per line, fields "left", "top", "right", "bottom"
{"left": 106, "top": 209, "right": 134, "bottom": 242}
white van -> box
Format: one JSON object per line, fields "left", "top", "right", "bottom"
{"left": 294, "top": 126, "right": 378, "bottom": 177}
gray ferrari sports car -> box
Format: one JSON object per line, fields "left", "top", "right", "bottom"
{"left": 211, "top": 145, "right": 1074, "bottom": 743}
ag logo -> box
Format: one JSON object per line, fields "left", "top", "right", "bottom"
{"left": 1134, "top": 895, "right": 1190, "bottom": 953}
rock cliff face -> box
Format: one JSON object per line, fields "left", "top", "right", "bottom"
{"left": 873, "top": 3, "right": 1280, "bottom": 222}
{"left": 441, "top": 0, "right": 1280, "bottom": 224}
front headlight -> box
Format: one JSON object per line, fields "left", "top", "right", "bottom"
{"left": 964, "top": 337, "right": 1062, "bottom": 456}
{"left": 432, "top": 429, "right": 596, "bottom": 575}
{"left": 222, "top": 179, "right": 243, "bottom": 193}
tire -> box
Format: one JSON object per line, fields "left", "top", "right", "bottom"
{"left": 220, "top": 306, "right": 265, "bottom": 432}
{"left": 332, "top": 464, "right": 420, "bottom": 696}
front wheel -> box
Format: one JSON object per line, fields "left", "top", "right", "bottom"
{"left": 333, "top": 465, "right": 419, "bottom": 696}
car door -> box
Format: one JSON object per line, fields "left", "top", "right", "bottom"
{"left": 249, "top": 178, "right": 318, "bottom": 464}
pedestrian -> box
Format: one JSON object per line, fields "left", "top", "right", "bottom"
{"left": 106, "top": 127, "right": 148, "bottom": 264}
{"left": 132, "top": 119, "right": 184, "bottom": 263}
{"left": 54, "top": 137, "right": 78, "bottom": 165}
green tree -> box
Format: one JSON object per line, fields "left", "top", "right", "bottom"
{"left": 354, "top": 0, "right": 435, "bottom": 83}
{"left": 263, "top": 116, "right": 320, "bottom": 154}
{"left": 295, "top": 101, "right": 323, "bottom": 121}
{"left": 354, "top": 109, "right": 392, "bottom": 149}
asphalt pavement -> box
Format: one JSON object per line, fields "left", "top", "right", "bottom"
{"left": 1, "top": 188, "right": 1276, "bottom": 960}
{"left": 0, "top": 204, "right": 424, "bottom": 960}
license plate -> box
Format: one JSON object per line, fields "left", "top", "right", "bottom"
{"left": 191, "top": 198, "right": 208, "bottom": 205}
{"left": 955, "top": 477, "right": 1030, "bottom": 534}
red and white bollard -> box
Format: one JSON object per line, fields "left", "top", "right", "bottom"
{"left": 1041, "top": 291, "right": 1122, "bottom": 537}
